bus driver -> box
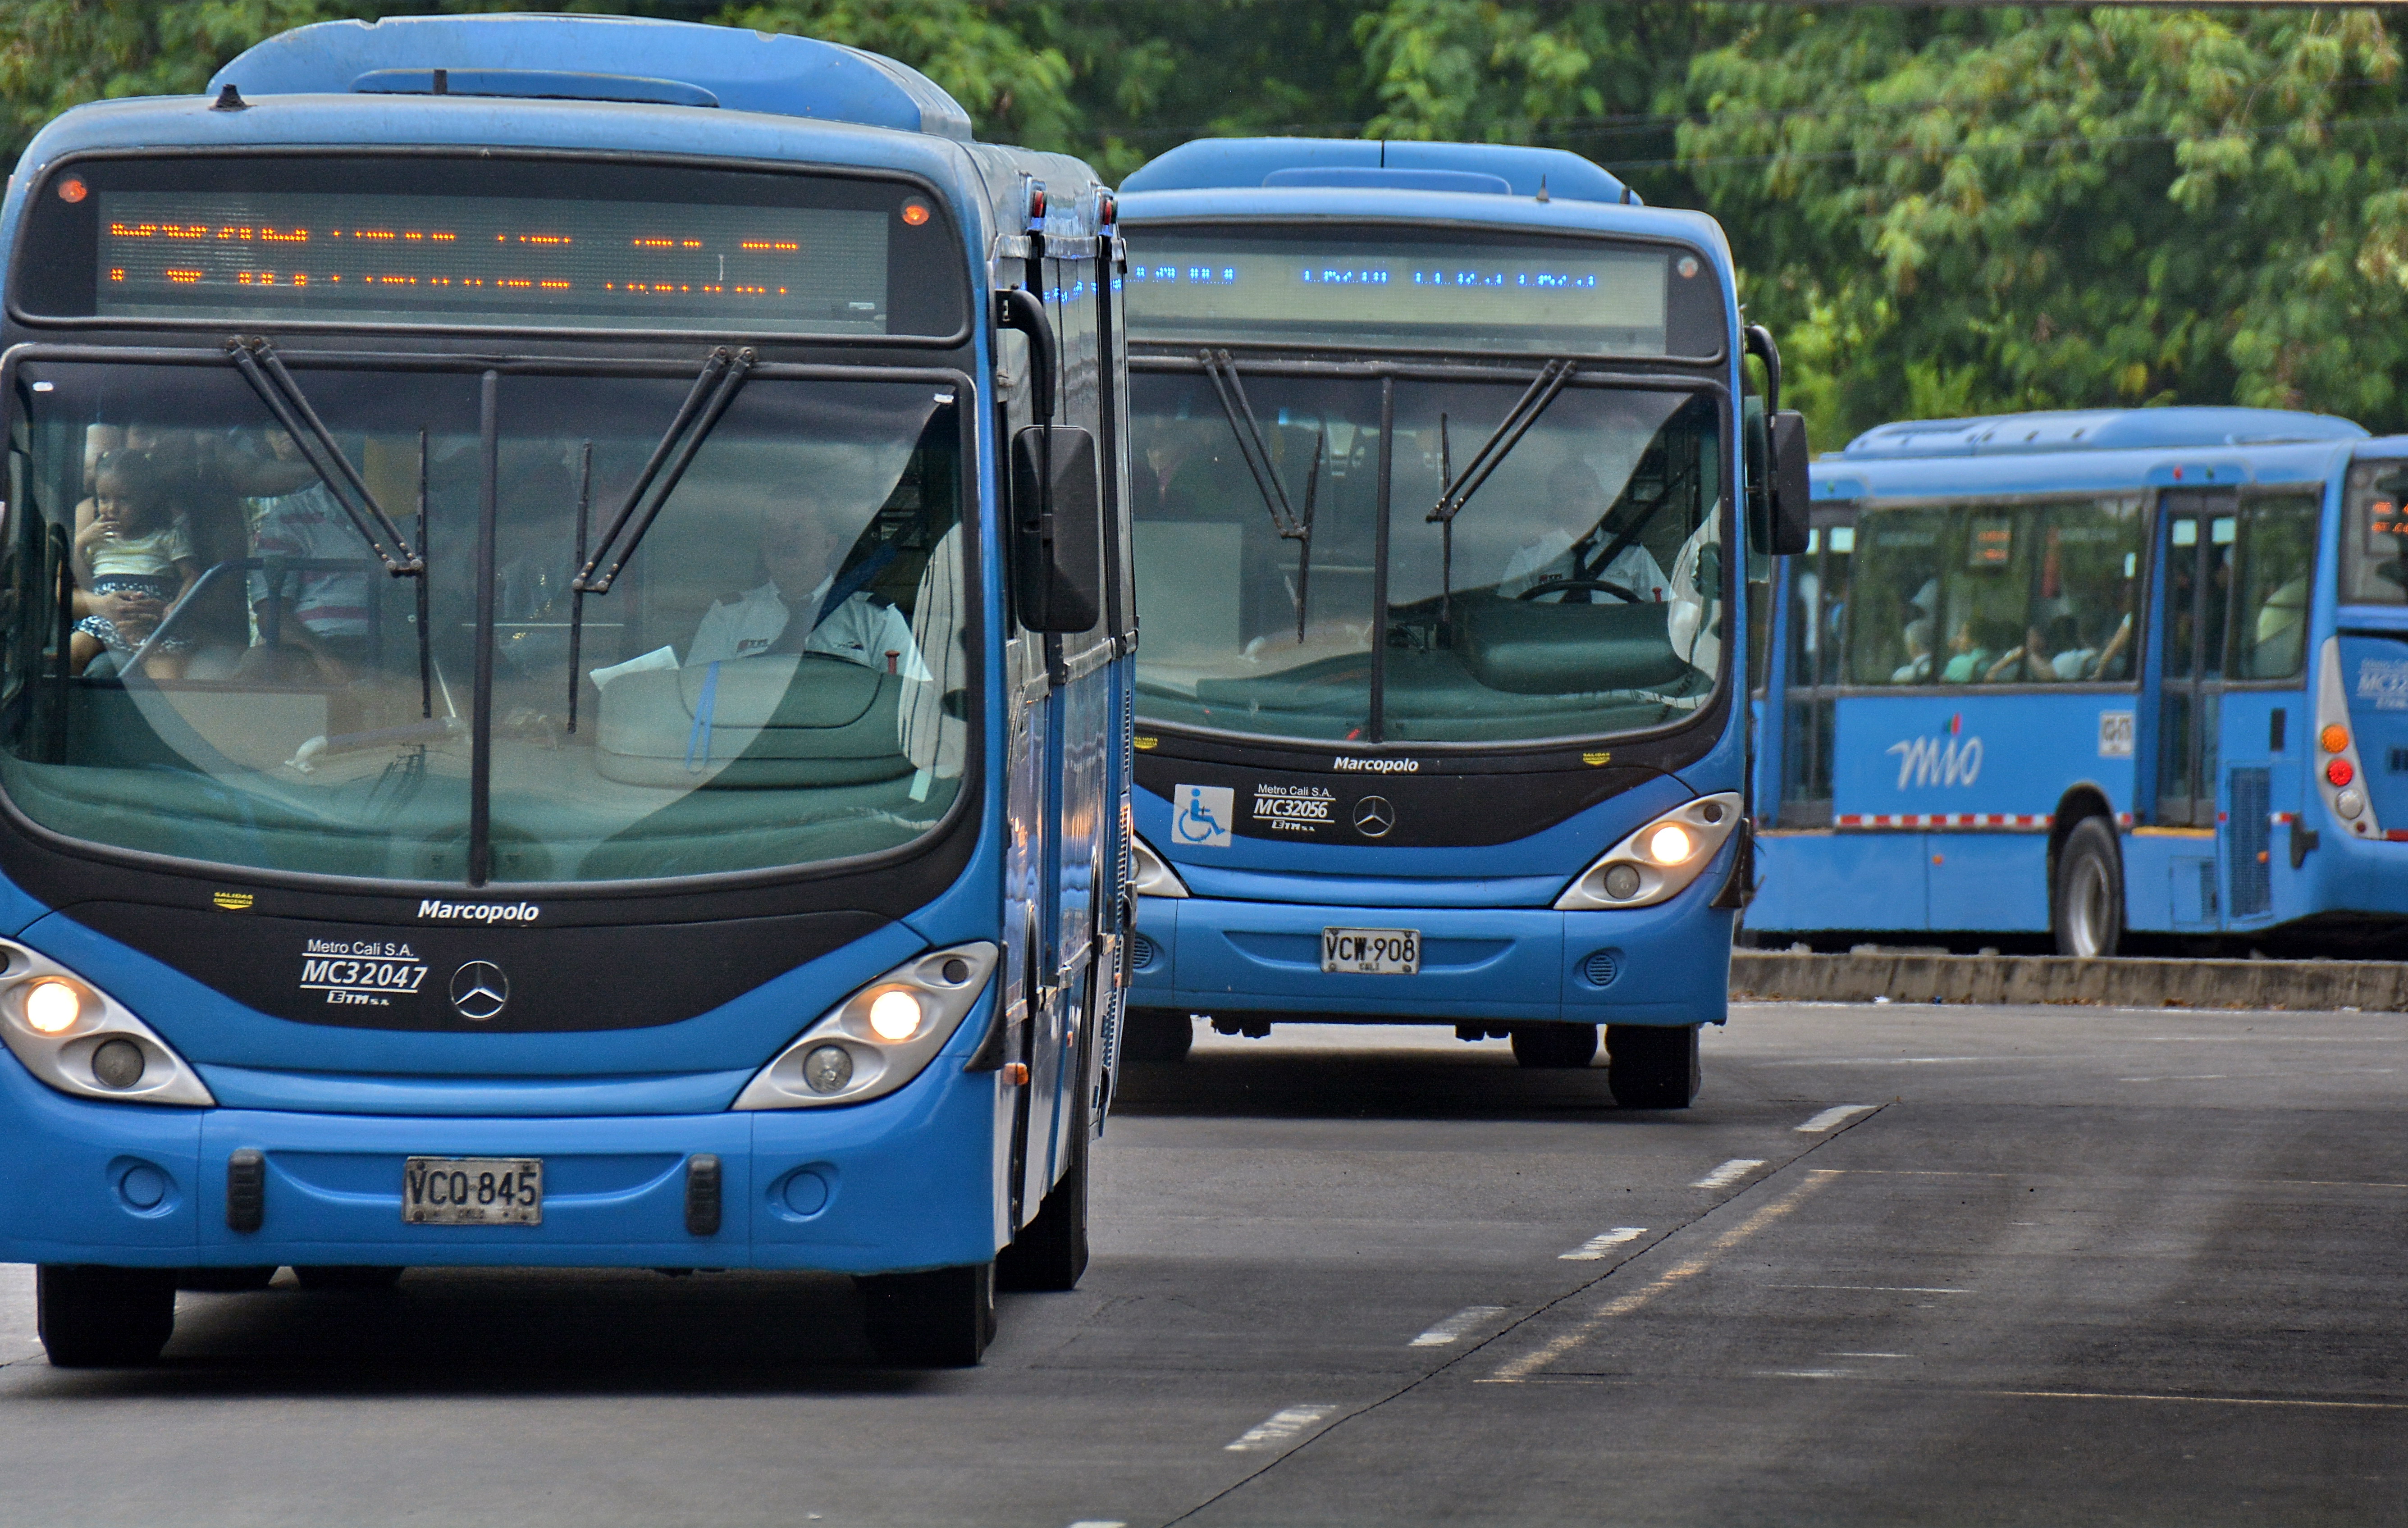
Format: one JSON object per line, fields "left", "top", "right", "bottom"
{"left": 685, "top": 497, "right": 931, "bottom": 679}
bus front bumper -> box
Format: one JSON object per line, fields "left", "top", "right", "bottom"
{"left": 1128, "top": 882, "right": 1733, "bottom": 1027}
{"left": 0, "top": 1044, "right": 1008, "bottom": 1273}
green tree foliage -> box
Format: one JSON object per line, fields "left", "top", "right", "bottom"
{"left": 9, "top": 2, "right": 2408, "bottom": 438}
{"left": 1680, "top": 6, "right": 2408, "bottom": 441}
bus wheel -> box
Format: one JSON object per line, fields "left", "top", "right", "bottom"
{"left": 293, "top": 1266, "right": 404, "bottom": 1292}
{"left": 2053, "top": 817, "right": 2124, "bottom": 958}
{"left": 997, "top": 1073, "right": 1091, "bottom": 1293}
{"left": 1510, "top": 1023, "right": 1599, "bottom": 1068}
{"left": 858, "top": 1262, "right": 996, "bottom": 1367}
{"left": 1122, "top": 1007, "right": 1193, "bottom": 1063}
{"left": 176, "top": 1266, "right": 278, "bottom": 1292}
{"left": 37, "top": 1265, "right": 175, "bottom": 1368}
{"left": 1606, "top": 1024, "right": 1702, "bottom": 1109}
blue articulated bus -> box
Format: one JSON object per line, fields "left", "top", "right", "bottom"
{"left": 1745, "top": 405, "right": 2408, "bottom": 956}
{"left": 0, "top": 13, "right": 1137, "bottom": 1368}
{"left": 1113, "top": 138, "right": 1809, "bottom": 1104}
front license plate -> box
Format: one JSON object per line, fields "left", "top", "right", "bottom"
{"left": 1322, "top": 926, "right": 1421, "bottom": 975}
{"left": 403, "top": 1157, "right": 543, "bottom": 1226}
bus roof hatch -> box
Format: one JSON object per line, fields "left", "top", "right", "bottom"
{"left": 1122, "top": 137, "right": 1637, "bottom": 205}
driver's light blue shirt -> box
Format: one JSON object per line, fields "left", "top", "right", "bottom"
{"left": 685, "top": 577, "right": 931, "bottom": 678}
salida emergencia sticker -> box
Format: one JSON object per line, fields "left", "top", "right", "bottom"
{"left": 1252, "top": 783, "right": 1335, "bottom": 835}
{"left": 300, "top": 939, "right": 430, "bottom": 1008}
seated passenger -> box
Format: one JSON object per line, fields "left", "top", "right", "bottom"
{"left": 1498, "top": 460, "right": 1671, "bottom": 602}
{"left": 244, "top": 431, "right": 380, "bottom": 681}
{"left": 685, "top": 497, "right": 930, "bottom": 678}
{"left": 1984, "top": 623, "right": 2053, "bottom": 683}
{"left": 1938, "top": 620, "right": 1992, "bottom": 684}
{"left": 2250, "top": 575, "right": 2308, "bottom": 676}
{"left": 70, "top": 451, "right": 201, "bottom": 679}
{"left": 1890, "top": 617, "right": 1934, "bottom": 683}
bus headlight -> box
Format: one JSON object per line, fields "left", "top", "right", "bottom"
{"left": 1132, "top": 834, "right": 1189, "bottom": 898}
{"left": 0, "top": 941, "right": 214, "bottom": 1106}
{"left": 1556, "top": 793, "right": 1743, "bottom": 911}
{"left": 731, "top": 942, "right": 998, "bottom": 1110}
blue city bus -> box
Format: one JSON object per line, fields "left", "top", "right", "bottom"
{"left": 1114, "top": 139, "right": 1809, "bottom": 1104}
{"left": 0, "top": 13, "right": 1137, "bottom": 1367}
{"left": 1745, "top": 405, "right": 2408, "bottom": 955}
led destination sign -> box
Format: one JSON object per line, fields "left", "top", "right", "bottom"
{"left": 95, "top": 190, "right": 891, "bottom": 333}
{"left": 1123, "top": 230, "right": 1704, "bottom": 355}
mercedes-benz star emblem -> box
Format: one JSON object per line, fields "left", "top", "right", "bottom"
{"left": 1353, "top": 795, "right": 1395, "bottom": 838}
{"left": 449, "top": 960, "right": 509, "bottom": 1022}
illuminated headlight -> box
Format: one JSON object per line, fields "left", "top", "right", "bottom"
{"left": 0, "top": 941, "right": 214, "bottom": 1105}
{"left": 1132, "top": 834, "right": 1189, "bottom": 899}
{"left": 1556, "top": 793, "right": 1743, "bottom": 911}
{"left": 732, "top": 942, "right": 998, "bottom": 1110}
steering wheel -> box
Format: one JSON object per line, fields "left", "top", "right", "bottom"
{"left": 1516, "top": 578, "right": 1644, "bottom": 604}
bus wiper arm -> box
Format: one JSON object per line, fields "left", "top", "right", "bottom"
{"left": 575, "top": 346, "right": 754, "bottom": 596}
{"left": 1198, "top": 350, "right": 1320, "bottom": 639}
{"left": 1424, "top": 359, "right": 1575, "bottom": 529}
{"left": 225, "top": 337, "right": 424, "bottom": 576}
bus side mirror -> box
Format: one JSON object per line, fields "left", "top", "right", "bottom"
{"left": 1769, "top": 409, "right": 1811, "bottom": 556}
{"left": 1010, "top": 424, "right": 1104, "bottom": 633}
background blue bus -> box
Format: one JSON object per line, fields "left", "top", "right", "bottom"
{"left": 1747, "top": 405, "right": 2408, "bottom": 955}
{"left": 1114, "top": 138, "right": 1808, "bottom": 1106}
{"left": 0, "top": 13, "right": 1135, "bottom": 1367}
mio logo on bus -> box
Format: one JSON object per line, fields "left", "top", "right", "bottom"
{"left": 1887, "top": 715, "right": 1983, "bottom": 789}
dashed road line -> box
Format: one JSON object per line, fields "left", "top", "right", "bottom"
{"left": 1225, "top": 1405, "right": 1337, "bottom": 1452}
{"left": 1771, "top": 1283, "right": 1972, "bottom": 1294}
{"left": 1409, "top": 1306, "right": 1506, "bottom": 1347}
{"left": 1558, "top": 1227, "right": 1647, "bottom": 1261}
{"left": 1993, "top": 1390, "right": 2408, "bottom": 1411}
{"left": 1486, "top": 1170, "right": 1839, "bottom": 1383}
{"left": 1796, "top": 1104, "right": 1878, "bottom": 1133}
{"left": 1692, "top": 1158, "right": 1766, "bottom": 1190}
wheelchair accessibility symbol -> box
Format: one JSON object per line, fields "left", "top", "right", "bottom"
{"left": 1172, "top": 784, "right": 1234, "bottom": 848}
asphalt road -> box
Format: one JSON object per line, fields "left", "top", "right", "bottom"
{"left": 1, "top": 1001, "right": 2402, "bottom": 1527}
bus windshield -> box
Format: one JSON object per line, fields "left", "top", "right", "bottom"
{"left": 1130, "top": 371, "right": 1722, "bottom": 744}
{"left": 2, "top": 360, "right": 970, "bottom": 884}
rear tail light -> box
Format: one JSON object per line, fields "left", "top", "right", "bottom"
{"left": 2315, "top": 638, "right": 2382, "bottom": 836}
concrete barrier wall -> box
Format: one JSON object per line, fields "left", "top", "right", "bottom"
{"left": 1729, "top": 951, "right": 2408, "bottom": 1012}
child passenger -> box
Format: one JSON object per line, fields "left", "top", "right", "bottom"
{"left": 71, "top": 450, "right": 200, "bottom": 678}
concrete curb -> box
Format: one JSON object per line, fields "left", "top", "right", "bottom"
{"left": 1729, "top": 950, "right": 2408, "bottom": 1011}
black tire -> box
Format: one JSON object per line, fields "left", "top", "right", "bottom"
{"left": 2053, "top": 816, "right": 2124, "bottom": 958}
{"left": 293, "top": 1266, "right": 404, "bottom": 1292}
{"left": 996, "top": 1076, "right": 1090, "bottom": 1293}
{"left": 858, "top": 1262, "right": 996, "bottom": 1367}
{"left": 1510, "top": 1023, "right": 1600, "bottom": 1068}
{"left": 37, "top": 1265, "right": 175, "bottom": 1368}
{"left": 175, "top": 1266, "right": 279, "bottom": 1293}
{"left": 1606, "top": 1024, "right": 1702, "bottom": 1109}
{"left": 1121, "top": 1006, "right": 1193, "bottom": 1063}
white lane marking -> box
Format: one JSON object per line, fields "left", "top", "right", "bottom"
{"left": 1763, "top": 1057, "right": 1996, "bottom": 1066}
{"left": 1796, "top": 1104, "right": 1878, "bottom": 1133}
{"left": 1995, "top": 1390, "right": 2408, "bottom": 1411}
{"left": 1772, "top": 1283, "right": 1972, "bottom": 1294}
{"left": 1761, "top": 1368, "right": 1850, "bottom": 1378}
{"left": 1409, "top": 1306, "right": 1507, "bottom": 1346}
{"left": 1559, "top": 1227, "right": 1648, "bottom": 1261}
{"left": 1692, "top": 1159, "right": 1766, "bottom": 1190}
{"left": 1225, "top": 1404, "right": 1337, "bottom": 1452}
{"left": 1827, "top": 1351, "right": 1913, "bottom": 1358}
{"left": 1068, "top": 1522, "right": 1129, "bottom": 1527}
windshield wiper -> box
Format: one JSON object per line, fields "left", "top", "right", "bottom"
{"left": 226, "top": 342, "right": 435, "bottom": 716}
{"left": 225, "top": 338, "right": 424, "bottom": 576}
{"left": 1199, "top": 350, "right": 1323, "bottom": 642}
{"left": 1424, "top": 358, "right": 1576, "bottom": 622}
{"left": 563, "top": 347, "right": 753, "bottom": 727}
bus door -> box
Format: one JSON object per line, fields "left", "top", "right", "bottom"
{"left": 1777, "top": 513, "right": 1855, "bottom": 827}
{"left": 2151, "top": 490, "right": 2236, "bottom": 923}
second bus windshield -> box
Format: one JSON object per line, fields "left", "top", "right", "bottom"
{"left": 1131, "top": 373, "right": 1722, "bottom": 744}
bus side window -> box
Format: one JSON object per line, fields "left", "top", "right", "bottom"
{"left": 2230, "top": 493, "right": 2318, "bottom": 680}
{"left": 1934, "top": 499, "right": 2033, "bottom": 684}
{"left": 1844, "top": 506, "right": 1947, "bottom": 685}
{"left": 2034, "top": 495, "right": 2143, "bottom": 682}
